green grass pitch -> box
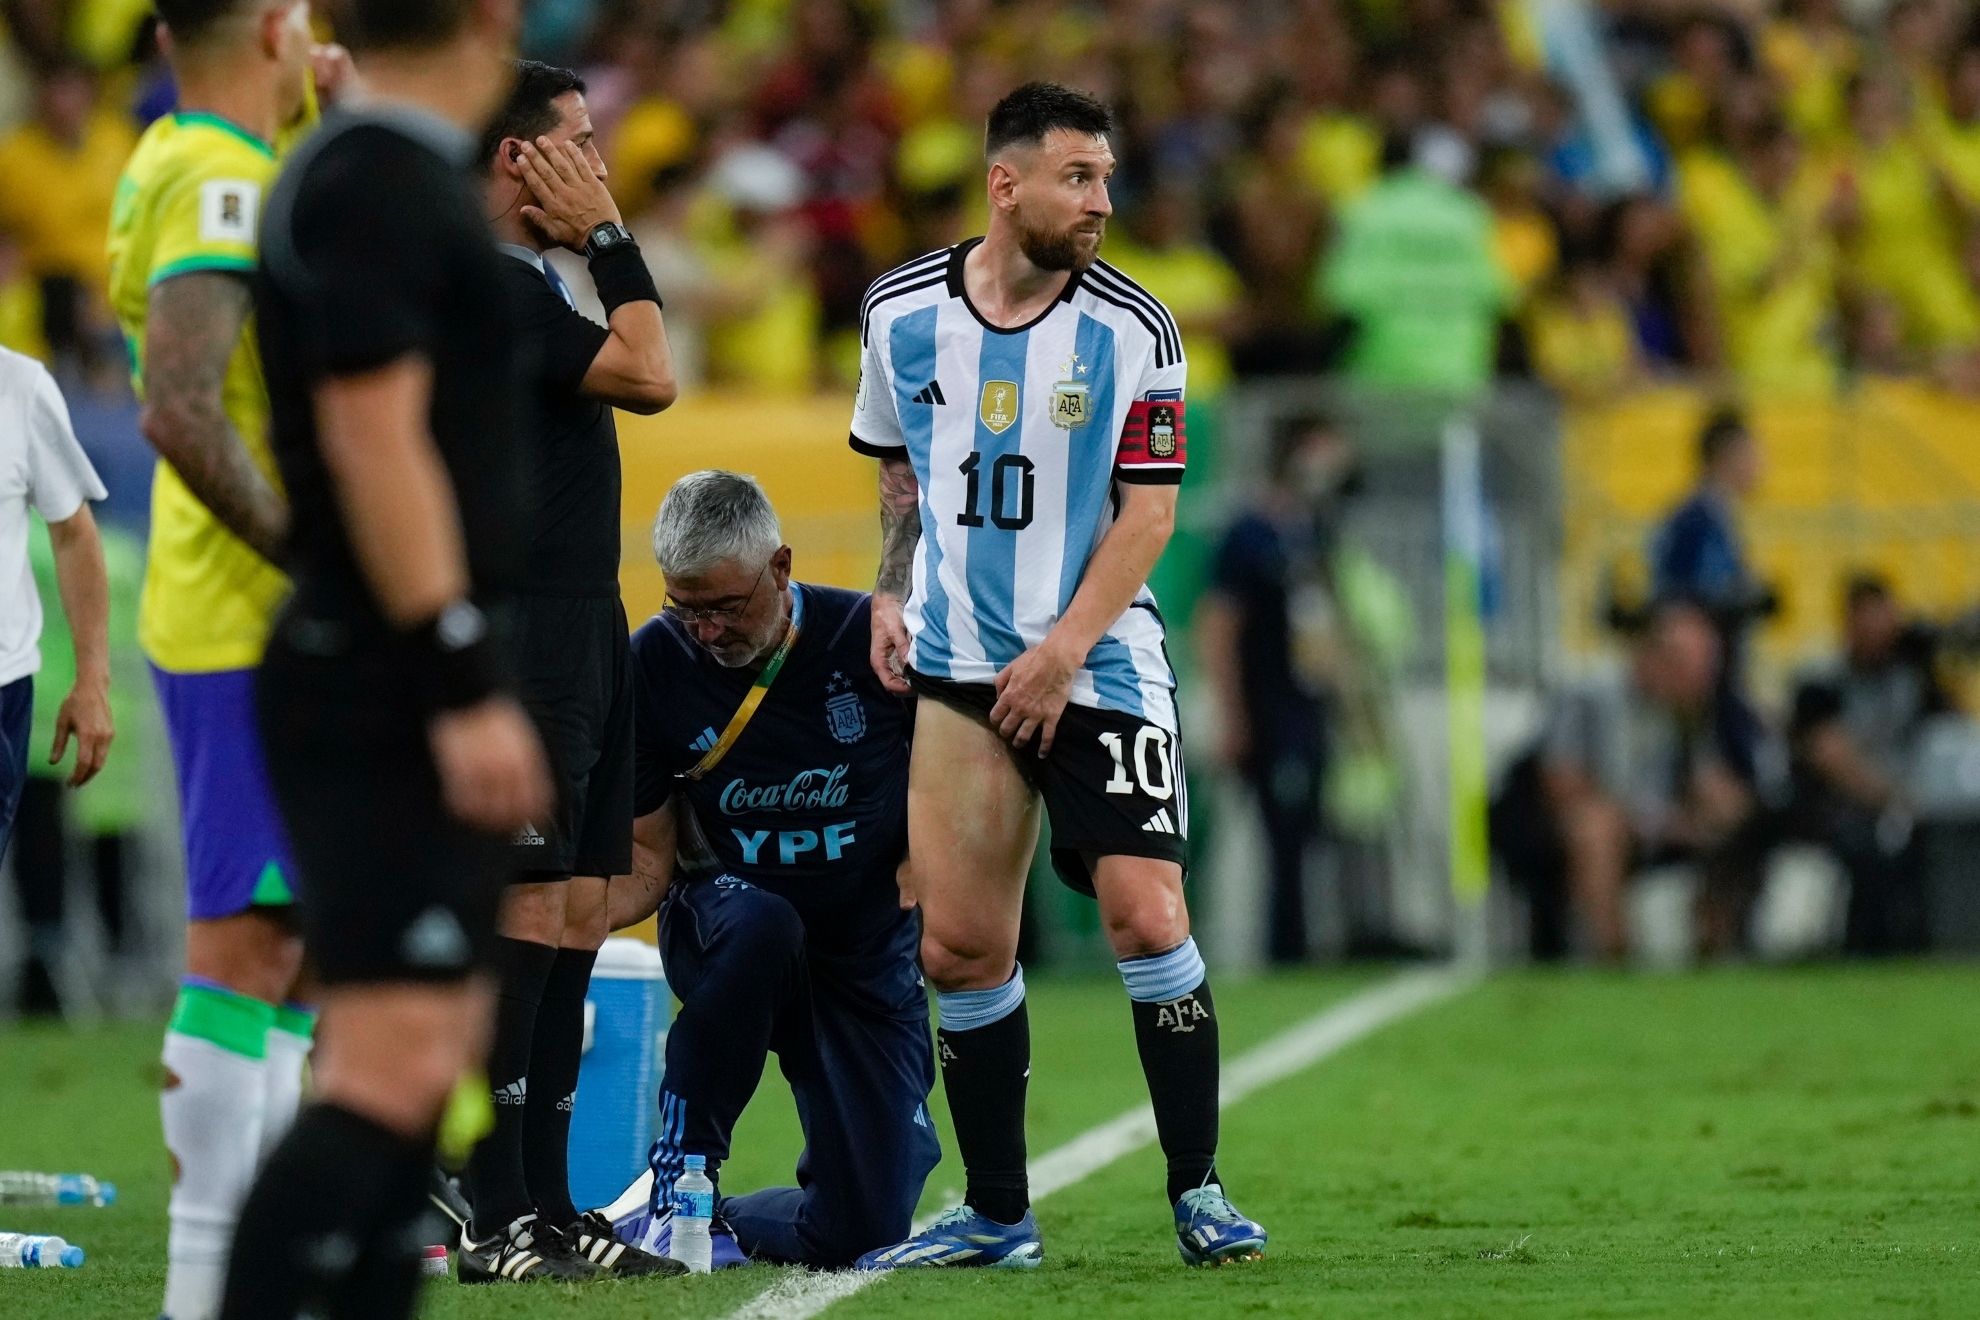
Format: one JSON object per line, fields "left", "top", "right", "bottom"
{"left": 1, "top": 964, "right": 1975, "bottom": 1318}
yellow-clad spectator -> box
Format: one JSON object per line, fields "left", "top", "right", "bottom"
{"left": 607, "top": 94, "right": 696, "bottom": 212}
{"left": 1647, "top": 17, "right": 1740, "bottom": 154}
{"left": 1762, "top": 0, "right": 1859, "bottom": 148}
{"left": 1298, "top": 111, "right": 1380, "bottom": 207}
{"left": 700, "top": 144, "right": 820, "bottom": 394}
{"left": 1677, "top": 120, "right": 1842, "bottom": 396}
{"left": 1836, "top": 67, "right": 1979, "bottom": 351}
{"left": 0, "top": 63, "right": 134, "bottom": 294}
{"left": 1527, "top": 253, "right": 1641, "bottom": 401}
{"left": 1927, "top": 41, "right": 1980, "bottom": 211}
{"left": 1103, "top": 184, "right": 1243, "bottom": 398}
{"left": 1481, "top": 148, "right": 1558, "bottom": 310}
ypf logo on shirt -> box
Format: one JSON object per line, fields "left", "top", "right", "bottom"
{"left": 198, "top": 178, "right": 261, "bottom": 245}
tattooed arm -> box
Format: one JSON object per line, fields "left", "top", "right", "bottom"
{"left": 139, "top": 272, "right": 289, "bottom": 563}
{"left": 870, "top": 454, "right": 920, "bottom": 694}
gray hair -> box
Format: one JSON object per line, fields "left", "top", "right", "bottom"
{"left": 652, "top": 470, "right": 782, "bottom": 577}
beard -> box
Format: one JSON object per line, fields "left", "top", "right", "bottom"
{"left": 1016, "top": 211, "right": 1105, "bottom": 272}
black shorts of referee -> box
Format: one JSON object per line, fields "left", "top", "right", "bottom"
{"left": 504, "top": 595, "right": 635, "bottom": 880}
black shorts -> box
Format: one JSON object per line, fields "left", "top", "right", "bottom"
{"left": 907, "top": 669, "right": 1188, "bottom": 897}
{"left": 257, "top": 632, "right": 504, "bottom": 986}
{"left": 504, "top": 595, "right": 634, "bottom": 879}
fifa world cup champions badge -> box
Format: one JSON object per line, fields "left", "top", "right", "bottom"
{"left": 980, "top": 380, "right": 1019, "bottom": 434}
{"left": 1052, "top": 351, "right": 1091, "bottom": 429}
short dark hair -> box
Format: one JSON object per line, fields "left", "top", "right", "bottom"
{"left": 1698, "top": 406, "right": 1750, "bottom": 466}
{"left": 327, "top": 0, "right": 472, "bottom": 53}
{"left": 1844, "top": 571, "right": 1893, "bottom": 610}
{"left": 153, "top": 0, "right": 254, "bottom": 45}
{"left": 985, "top": 82, "right": 1113, "bottom": 157}
{"left": 479, "top": 61, "right": 586, "bottom": 170}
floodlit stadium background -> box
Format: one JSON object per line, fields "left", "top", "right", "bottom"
{"left": 9, "top": 0, "right": 1980, "bottom": 989}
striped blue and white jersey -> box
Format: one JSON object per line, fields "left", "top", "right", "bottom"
{"left": 850, "top": 239, "right": 1188, "bottom": 730}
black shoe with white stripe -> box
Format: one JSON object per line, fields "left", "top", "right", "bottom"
{"left": 565, "top": 1210, "right": 688, "bottom": 1277}
{"left": 457, "top": 1215, "right": 602, "bottom": 1284}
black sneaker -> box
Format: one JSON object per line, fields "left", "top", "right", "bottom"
{"left": 457, "top": 1215, "right": 603, "bottom": 1283}
{"left": 566, "top": 1210, "right": 688, "bottom": 1277}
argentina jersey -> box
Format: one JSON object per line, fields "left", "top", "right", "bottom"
{"left": 849, "top": 239, "right": 1187, "bottom": 730}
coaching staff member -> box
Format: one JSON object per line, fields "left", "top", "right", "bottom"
{"left": 219, "top": 2, "right": 551, "bottom": 1317}
{"left": 457, "top": 60, "right": 680, "bottom": 1283}
{"left": 601, "top": 471, "right": 940, "bottom": 1269}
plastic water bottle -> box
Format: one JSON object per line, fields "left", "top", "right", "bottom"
{"left": 669, "top": 1155, "right": 714, "bottom": 1274}
{"left": 0, "top": 1233, "right": 84, "bottom": 1268}
{"left": 0, "top": 1173, "right": 116, "bottom": 1207}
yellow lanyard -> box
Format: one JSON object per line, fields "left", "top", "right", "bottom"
{"left": 679, "top": 588, "right": 803, "bottom": 782}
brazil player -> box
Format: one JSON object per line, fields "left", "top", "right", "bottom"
{"left": 850, "top": 83, "right": 1267, "bottom": 1268}
{"left": 104, "top": 5, "right": 343, "bottom": 1315}
{"left": 599, "top": 471, "right": 940, "bottom": 1268}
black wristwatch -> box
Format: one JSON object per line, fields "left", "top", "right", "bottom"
{"left": 583, "top": 221, "right": 632, "bottom": 261}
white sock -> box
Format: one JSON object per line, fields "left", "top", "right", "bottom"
{"left": 259, "top": 1009, "right": 314, "bottom": 1166}
{"left": 161, "top": 987, "right": 272, "bottom": 1320}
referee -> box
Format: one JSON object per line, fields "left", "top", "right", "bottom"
{"left": 458, "top": 61, "right": 680, "bottom": 1282}
{"left": 220, "top": 4, "right": 549, "bottom": 1318}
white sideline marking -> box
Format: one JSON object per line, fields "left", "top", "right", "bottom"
{"left": 716, "top": 964, "right": 1479, "bottom": 1320}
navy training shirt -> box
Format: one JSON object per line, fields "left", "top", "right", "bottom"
{"left": 631, "top": 584, "right": 910, "bottom": 909}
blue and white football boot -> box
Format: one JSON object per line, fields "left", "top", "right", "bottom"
{"left": 1174, "top": 1183, "right": 1267, "bottom": 1266}
{"left": 853, "top": 1205, "right": 1044, "bottom": 1270}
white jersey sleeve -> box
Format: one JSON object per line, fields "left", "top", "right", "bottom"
{"left": 849, "top": 325, "right": 907, "bottom": 458}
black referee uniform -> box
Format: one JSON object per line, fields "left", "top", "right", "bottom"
{"left": 455, "top": 243, "right": 648, "bottom": 1251}
{"left": 252, "top": 107, "right": 528, "bottom": 986}
{"left": 220, "top": 104, "right": 531, "bottom": 1320}
{"left": 495, "top": 245, "right": 634, "bottom": 887}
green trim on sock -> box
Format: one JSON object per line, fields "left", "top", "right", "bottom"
{"left": 168, "top": 984, "right": 276, "bottom": 1059}
{"left": 250, "top": 861, "right": 294, "bottom": 906}
{"left": 271, "top": 1003, "right": 316, "bottom": 1039}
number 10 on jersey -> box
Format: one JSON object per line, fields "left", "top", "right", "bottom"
{"left": 956, "top": 452, "right": 1036, "bottom": 531}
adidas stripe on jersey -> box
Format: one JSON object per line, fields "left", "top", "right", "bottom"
{"left": 850, "top": 239, "right": 1186, "bottom": 730}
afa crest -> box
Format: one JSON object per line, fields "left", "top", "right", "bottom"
{"left": 825, "top": 671, "right": 867, "bottom": 744}
{"left": 1147, "top": 404, "right": 1178, "bottom": 458}
{"left": 979, "top": 380, "right": 1019, "bottom": 434}
{"left": 1051, "top": 379, "right": 1090, "bottom": 429}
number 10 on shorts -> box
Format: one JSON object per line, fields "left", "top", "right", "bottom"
{"left": 1099, "top": 728, "right": 1175, "bottom": 799}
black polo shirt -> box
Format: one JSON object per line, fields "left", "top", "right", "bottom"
{"left": 498, "top": 248, "right": 619, "bottom": 596}
{"left": 258, "top": 106, "right": 530, "bottom": 658}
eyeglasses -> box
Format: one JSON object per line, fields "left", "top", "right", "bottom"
{"left": 662, "top": 565, "right": 768, "bottom": 626}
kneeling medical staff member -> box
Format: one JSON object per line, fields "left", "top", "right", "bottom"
{"left": 604, "top": 470, "right": 939, "bottom": 1268}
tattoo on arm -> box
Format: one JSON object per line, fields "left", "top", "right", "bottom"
{"left": 141, "top": 273, "right": 289, "bottom": 563}
{"left": 876, "top": 456, "right": 921, "bottom": 598}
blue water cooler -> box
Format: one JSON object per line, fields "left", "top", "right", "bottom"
{"left": 568, "top": 937, "right": 669, "bottom": 1211}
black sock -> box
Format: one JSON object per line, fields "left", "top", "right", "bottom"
{"left": 938, "top": 1003, "right": 1030, "bottom": 1225}
{"left": 1129, "top": 978, "right": 1222, "bottom": 1204}
{"left": 523, "top": 946, "right": 595, "bottom": 1227}
{"left": 466, "top": 935, "right": 557, "bottom": 1238}
{"left": 219, "top": 1103, "right": 430, "bottom": 1320}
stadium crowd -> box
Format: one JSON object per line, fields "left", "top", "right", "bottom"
{"left": 14, "top": 0, "right": 1980, "bottom": 399}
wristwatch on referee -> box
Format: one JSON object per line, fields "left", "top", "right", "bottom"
{"left": 582, "top": 221, "right": 632, "bottom": 261}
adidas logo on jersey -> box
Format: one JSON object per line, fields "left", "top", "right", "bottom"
{"left": 1142, "top": 808, "right": 1179, "bottom": 834}
{"left": 493, "top": 1078, "right": 528, "bottom": 1105}
{"left": 910, "top": 380, "right": 947, "bottom": 405}
{"left": 513, "top": 822, "right": 546, "bottom": 846}
{"left": 556, "top": 1090, "right": 575, "bottom": 1114}
{"left": 690, "top": 727, "right": 720, "bottom": 754}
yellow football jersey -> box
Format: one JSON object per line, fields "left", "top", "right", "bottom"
{"left": 107, "top": 112, "right": 288, "bottom": 673}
